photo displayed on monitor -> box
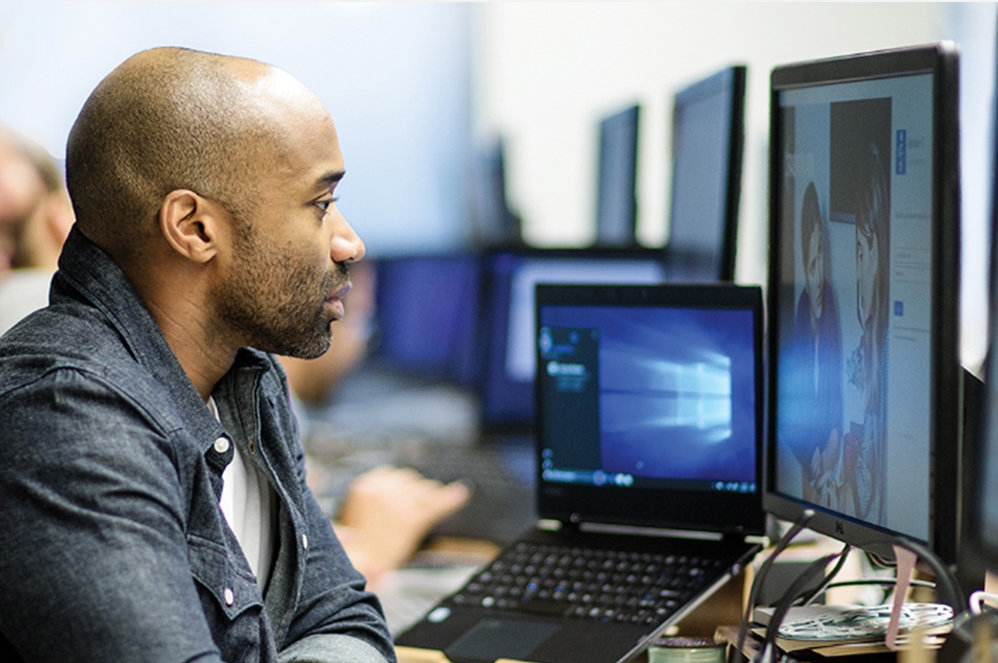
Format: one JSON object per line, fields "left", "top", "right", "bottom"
{"left": 595, "top": 104, "right": 641, "bottom": 248}
{"left": 766, "top": 43, "right": 963, "bottom": 563}
{"left": 664, "top": 65, "right": 745, "bottom": 283}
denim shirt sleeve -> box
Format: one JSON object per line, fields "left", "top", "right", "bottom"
{"left": 0, "top": 367, "right": 228, "bottom": 662}
{"left": 278, "top": 633, "right": 389, "bottom": 663}
{"left": 254, "top": 359, "right": 395, "bottom": 663}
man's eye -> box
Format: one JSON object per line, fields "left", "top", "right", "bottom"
{"left": 314, "top": 198, "right": 337, "bottom": 214}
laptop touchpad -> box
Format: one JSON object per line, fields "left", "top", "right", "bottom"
{"left": 448, "top": 618, "right": 559, "bottom": 661}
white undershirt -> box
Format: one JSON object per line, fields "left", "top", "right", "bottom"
{"left": 208, "top": 396, "right": 276, "bottom": 590}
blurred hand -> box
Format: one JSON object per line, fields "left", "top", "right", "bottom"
{"left": 334, "top": 465, "right": 471, "bottom": 586}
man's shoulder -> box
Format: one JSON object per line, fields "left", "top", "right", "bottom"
{"left": 0, "top": 303, "right": 155, "bottom": 406}
{"left": 1, "top": 301, "right": 129, "bottom": 365}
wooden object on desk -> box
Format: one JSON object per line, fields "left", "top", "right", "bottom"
{"left": 667, "top": 566, "right": 753, "bottom": 638}
{"left": 396, "top": 647, "right": 451, "bottom": 663}
{"left": 395, "top": 646, "right": 535, "bottom": 663}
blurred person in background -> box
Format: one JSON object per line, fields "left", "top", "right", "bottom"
{"left": 0, "top": 126, "right": 74, "bottom": 334}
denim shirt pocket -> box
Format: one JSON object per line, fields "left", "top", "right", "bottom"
{"left": 188, "top": 534, "right": 263, "bottom": 621}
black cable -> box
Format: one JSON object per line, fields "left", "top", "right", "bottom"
{"left": 733, "top": 509, "right": 815, "bottom": 663}
{"left": 762, "top": 551, "right": 845, "bottom": 661}
{"left": 795, "top": 542, "right": 852, "bottom": 607}
{"left": 761, "top": 537, "right": 961, "bottom": 660}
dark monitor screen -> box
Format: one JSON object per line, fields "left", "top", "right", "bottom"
{"left": 370, "top": 251, "right": 483, "bottom": 387}
{"left": 664, "top": 65, "right": 746, "bottom": 283}
{"left": 479, "top": 248, "right": 666, "bottom": 432}
{"left": 765, "top": 43, "right": 963, "bottom": 563}
{"left": 595, "top": 104, "right": 640, "bottom": 247}
{"left": 966, "top": 20, "right": 998, "bottom": 577}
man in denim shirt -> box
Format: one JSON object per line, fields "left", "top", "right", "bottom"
{"left": 0, "top": 47, "right": 396, "bottom": 662}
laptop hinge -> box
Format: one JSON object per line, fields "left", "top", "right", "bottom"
{"left": 577, "top": 521, "right": 725, "bottom": 541}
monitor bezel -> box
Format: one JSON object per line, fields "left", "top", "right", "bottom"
{"left": 763, "top": 43, "right": 963, "bottom": 564}
{"left": 664, "top": 64, "right": 746, "bottom": 283}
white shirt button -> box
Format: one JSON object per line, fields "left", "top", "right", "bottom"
{"left": 213, "top": 437, "right": 230, "bottom": 454}
{"left": 301, "top": 533, "right": 309, "bottom": 550}
{"left": 223, "top": 587, "right": 234, "bottom": 606}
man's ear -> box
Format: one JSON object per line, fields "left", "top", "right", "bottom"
{"left": 158, "top": 190, "right": 223, "bottom": 264}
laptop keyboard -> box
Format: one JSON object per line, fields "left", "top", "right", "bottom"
{"left": 449, "top": 540, "right": 725, "bottom": 625}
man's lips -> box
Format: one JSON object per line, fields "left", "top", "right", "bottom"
{"left": 326, "top": 281, "right": 351, "bottom": 302}
{"left": 324, "top": 282, "right": 352, "bottom": 318}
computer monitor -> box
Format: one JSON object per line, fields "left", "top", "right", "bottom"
{"left": 765, "top": 43, "right": 963, "bottom": 564}
{"left": 595, "top": 104, "right": 641, "bottom": 247}
{"left": 964, "top": 24, "right": 998, "bottom": 578}
{"left": 965, "top": 267, "right": 998, "bottom": 577}
{"left": 369, "top": 251, "right": 483, "bottom": 387}
{"left": 479, "top": 248, "right": 666, "bottom": 432}
{"left": 471, "top": 135, "right": 523, "bottom": 248}
{"left": 664, "top": 65, "right": 746, "bottom": 283}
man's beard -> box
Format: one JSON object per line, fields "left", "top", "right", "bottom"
{"left": 216, "top": 235, "right": 350, "bottom": 359}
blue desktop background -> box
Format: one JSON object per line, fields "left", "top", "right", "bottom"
{"left": 540, "top": 305, "right": 757, "bottom": 485}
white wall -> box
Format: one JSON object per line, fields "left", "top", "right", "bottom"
{"left": 0, "top": 1, "right": 473, "bottom": 255}
{"left": 1, "top": 2, "right": 993, "bottom": 367}
{"left": 473, "top": 1, "right": 994, "bottom": 370}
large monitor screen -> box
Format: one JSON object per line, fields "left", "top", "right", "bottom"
{"left": 765, "top": 43, "right": 963, "bottom": 563}
{"left": 479, "top": 248, "right": 666, "bottom": 432}
{"left": 664, "top": 65, "right": 745, "bottom": 283}
{"left": 595, "top": 104, "right": 640, "bottom": 248}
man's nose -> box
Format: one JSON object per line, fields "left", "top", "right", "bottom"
{"left": 331, "top": 211, "right": 365, "bottom": 263}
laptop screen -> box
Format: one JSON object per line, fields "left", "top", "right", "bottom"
{"left": 534, "top": 283, "right": 764, "bottom": 536}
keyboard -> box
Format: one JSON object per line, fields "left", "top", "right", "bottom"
{"left": 448, "top": 540, "right": 726, "bottom": 625}
{"left": 305, "top": 429, "right": 537, "bottom": 544}
{"left": 393, "top": 441, "right": 536, "bottom": 544}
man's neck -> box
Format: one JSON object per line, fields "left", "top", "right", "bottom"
{"left": 128, "top": 257, "right": 239, "bottom": 401}
{"left": 150, "top": 298, "right": 239, "bottom": 400}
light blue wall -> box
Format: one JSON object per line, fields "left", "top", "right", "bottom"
{"left": 0, "top": 1, "right": 474, "bottom": 255}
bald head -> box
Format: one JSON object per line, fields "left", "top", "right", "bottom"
{"left": 66, "top": 47, "right": 327, "bottom": 257}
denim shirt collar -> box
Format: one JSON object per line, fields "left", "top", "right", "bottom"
{"left": 54, "top": 225, "right": 267, "bottom": 453}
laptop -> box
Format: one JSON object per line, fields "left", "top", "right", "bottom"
{"left": 395, "top": 283, "right": 767, "bottom": 663}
